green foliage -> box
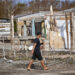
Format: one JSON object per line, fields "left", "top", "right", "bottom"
{"left": 14, "top": 20, "right": 17, "bottom": 32}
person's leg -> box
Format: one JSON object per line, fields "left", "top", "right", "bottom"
{"left": 37, "top": 52, "right": 48, "bottom": 70}
{"left": 28, "top": 52, "right": 36, "bottom": 70}
{"left": 27, "top": 60, "right": 34, "bottom": 70}
{"left": 40, "top": 60, "right": 48, "bottom": 70}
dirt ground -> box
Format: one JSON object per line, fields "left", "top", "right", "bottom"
{"left": 0, "top": 57, "right": 75, "bottom": 75}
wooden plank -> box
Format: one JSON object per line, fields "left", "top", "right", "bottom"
{"left": 65, "top": 13, "right": 69, "bottom": 49}
{"left": 70, "top": 13, "right": 73, "bottom": 51}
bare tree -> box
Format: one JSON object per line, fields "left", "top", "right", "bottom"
{"left": 14, "top": 3, "right": 27, "bottom": 15}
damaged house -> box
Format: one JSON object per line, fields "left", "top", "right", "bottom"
{"left": 0, "top": 18, "right": 11, "bottom": 37}
{"left": 15, "top": 9, "right": 75, "bottom": 51}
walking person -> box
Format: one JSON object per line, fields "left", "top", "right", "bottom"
{"left": 27, "top": 32, "right": 48, "bottom": 70}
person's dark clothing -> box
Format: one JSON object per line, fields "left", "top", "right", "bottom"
{"left": 32, "top": 38, "right": 43, "bottom": 61}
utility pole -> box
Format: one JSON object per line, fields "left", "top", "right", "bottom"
{"left": 11, "top": 15, "right": 14, "bottom": 47}
{"left": 11, "top": 15, "right": 15, "bottom": 57}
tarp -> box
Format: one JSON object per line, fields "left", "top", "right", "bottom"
{"left": 24, "top": 24, "right": 27, "bottom": 37}
{"left": 32, "top": 19, "right": 35, "bottom": 36}
{"left": 56, "top": 20, "right": 71, "bottom": 49}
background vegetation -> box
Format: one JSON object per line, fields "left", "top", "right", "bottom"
{"left": 0, "top": 0, "right": 75, "bottom": 18}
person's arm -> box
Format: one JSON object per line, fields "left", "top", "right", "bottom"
{"left": 32, "top": 43, "right": 36, "bottom": 54}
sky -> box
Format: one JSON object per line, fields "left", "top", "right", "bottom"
{"left": 57, "top": 0, "right": 74, "bottom": 1}
{"left": 19, "top": 0, "right": 75, "bottom": 4}
{"left": 19, "top": 0, "right": 32, "bottom": 3}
